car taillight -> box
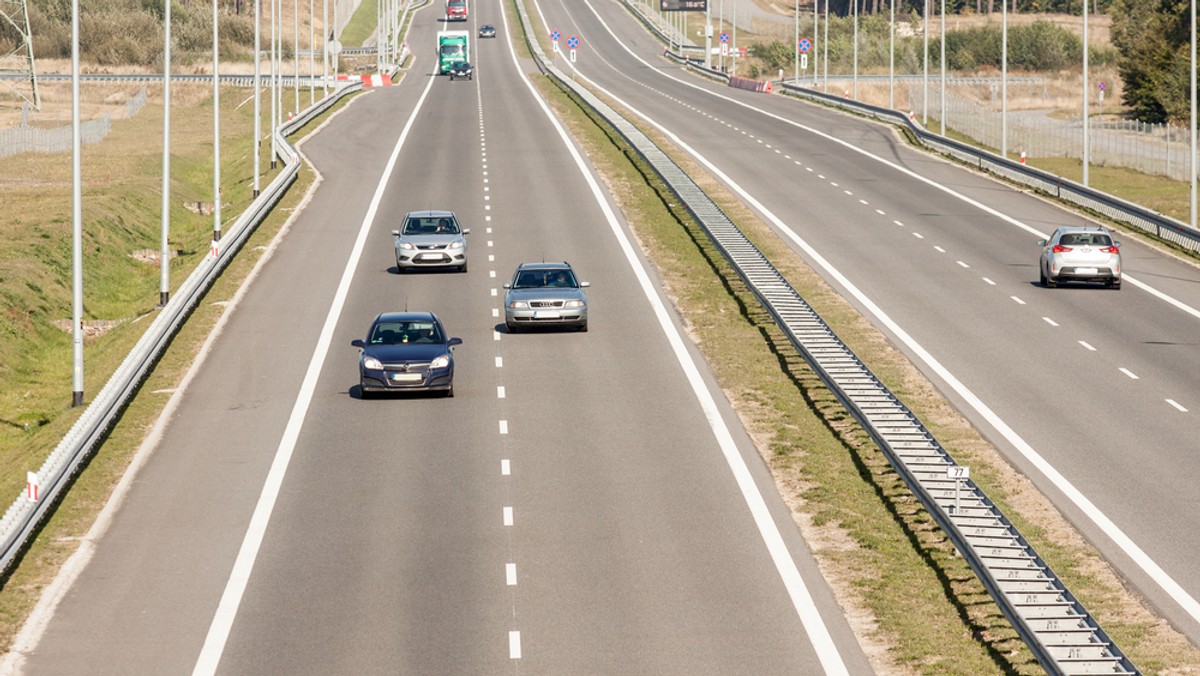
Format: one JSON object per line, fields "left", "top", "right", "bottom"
{"left": 1101, "top": 246, "right": 1119, "bottom": 254}
{"left": 1052, "top": 244, "right": 1072, "bottom": 253}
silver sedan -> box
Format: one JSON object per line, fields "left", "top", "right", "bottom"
{"left": 503, "top": 262, "right": 589, "bottom": 332}
{"left": 393, "top": 210, "right": 469, "bottom": 273}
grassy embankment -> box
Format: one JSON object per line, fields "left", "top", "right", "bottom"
{"left": 0, "top": 85, "right": 359, "bottom": 649}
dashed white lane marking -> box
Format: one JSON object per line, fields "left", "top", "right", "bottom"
{"left": 489, "top": 254, "right": 495, "bottom": 262}
{"left": 893, "top": 220, "right": 904, "bottom": 227}
{"left": 875, "top": 209, "right": 885, "bottom": 215}
{"left": 489, "top": 270, "right": 496, "bottom": 278}
{"left": 499, "top": 420, "right": 508, "bottom": 434}
{"left": 956, "top": 261, "right": 970, "bottom": 269}
{"left": 818, "top": 174, "right": 825, "bottom": 179}
{"left": 805, "top": 166, "right": 813, "bottom": 171}
{"left": 1043, "top": 317, "right": 1059, "bottom": 326}
{"left": 933, "top": 246, "right": 946, "bottom": 253}
{"left": 912, "top": 232, "right": 924, "bottom": 239}
{"left": 1119, "top": 368, "right": 1139, "bottom": 379}
{"left": 488, "top": 240, "right": 494, "bottom": 247}
{"left": 982, "top": 277, "right": 996, "bottom": 286}
{"left": 1011, "top": 296, "right": 1026, "bottom": 305}
{"left": 503, "top": 506, "right": 513, "bottom": 525}
{"left": 490, "top": 288, "right": 498, "bottom": 297}
{"left": 501, "top": 459, "right": 510, "bottom": 475}
{"left": 1167, "top": 399, "right": 1189, "bottom": 412}
{"left": 493, "top": 330, "right": 500, "bottom": 341}
{"left": 497, "top": 386, "right": 506, "bottom": 399}
{"left": 509, "top": 631, "right": 521, "bottom": 659}
{"left": 485, "top": 216, "right": 492, "bottom": 222}
{"left": 506, "top": 564, "right": 517, "bottom": 586}
{"left": 1079, "top": 340, "right": 1097, "bottom": 352}
{"left": 495, "top": 356, "right": 503, "bottom": 368}
{"left": 492, "top": 309, "right": 500, "bottom": 318}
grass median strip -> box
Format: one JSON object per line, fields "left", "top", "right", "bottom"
{"left": 531, "top": 72, "right": 1200, "bottom": 673}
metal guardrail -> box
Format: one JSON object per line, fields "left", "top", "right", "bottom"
{"left": 528, "top": 2, "right": 1139, "bottom": 673}
{"left": 773, "top": 81, "right": 1200, "bottom": 257}
{"left": 0, "top": 79, "right": 365, "bottom": 577}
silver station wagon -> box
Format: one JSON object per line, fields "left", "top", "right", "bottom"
{"left": 503, "top": 261, "right": 590, "bottom": 332}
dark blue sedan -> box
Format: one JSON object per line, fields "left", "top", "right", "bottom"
{"left": 351, "top": 312, "right": 462, "bottom": 398}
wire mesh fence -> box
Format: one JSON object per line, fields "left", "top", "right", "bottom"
{"left": 0, "top": 87, "right": 146, "bottom": 158}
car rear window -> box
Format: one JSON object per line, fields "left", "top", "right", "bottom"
{"left": 1060, "top": 233, "right": 1112, "bottom": 246}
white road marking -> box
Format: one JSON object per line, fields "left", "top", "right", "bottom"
{"left": 503, "top": 506, "right": 513, "bottom": 525}
{"left": 501, "top": 459, "right": 510, "bottom": 475}
{"left": 190, "top": 60, "right": 442, "bottom": 676}
{"left": 489, "top": 270, "right": 496, "bottom": 278}
{"left": 912, "top": 232, "right": 924, "bottom": 239}
{"left": 497, "top": 386, "right": 506, "bottom": 399}
{"left": 1167, "top": 399, "right": 1189, "bottom": 412}
{"left": 492, "top": 308, "right": 500, "bottom": 318}
{"left": 1119, "top": 368, "right": 1139, "bottom": 379}
{"left": 488, "top": 240, "right": 494, "bottom": 247}
{"left": 506, "top": 563, "right": 517, "bottom": 585}
{"left": 875, "top": 209, "right": 885, "bottom": 215}
{"left": 491, "top": 288, "right": 498, "bottom": 297}
{"left": 493, "top": 329, "right": 501, "bottom": 340}
{"left": 933, "top": 246, "right": 945, "bottom": 253}
{"left": 495, "top": 356, "right": 503, "bottom": 368}
{"left": 499, "top": 420, "right": 508, "bottom": 434}
{"left": 1011, "top": 296, "right": 1026, "bottom": 305}
{"left": 1043, "top": 316, "right": 1058, "bottom": 326}
{"left": 893, "top": 220, "right": 904, "bottom": 227}
{"left": 509, "top": 631, "right": 521, "bottom": 658}
{"left": 982, "top": 277, "right": 996, "bottom": 286}
{"left": 489, "top": 254, "right": 495, "bottom": 262}
{"left": 521, "top": 15, "right": 851, "bottom": 671}
{"left": 580, "top": 0, "right": 1200, "bottom": 627}
{"left": 1079, "top": 340, "right": 1097, "bottom": 352}
{"left": 956, "top": 261, "right": 970, "bottom": 269}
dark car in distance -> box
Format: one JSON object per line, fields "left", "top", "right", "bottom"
{"left": 448, "top": 60, "right": 474, "bottom": 80}
{"left": 352, "top": 312, "right": 462, "bottom": 397}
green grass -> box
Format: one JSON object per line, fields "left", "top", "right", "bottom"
{"left": 526, "top": 37, "right": 1200, "bottom": 673}
{"left": 0, "top": 88, "right": 361, "bottom": 650}
{"left": 340, "top": 0, "right": 382, "bottom": 47}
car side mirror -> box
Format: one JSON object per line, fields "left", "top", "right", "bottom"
{"left": 462, "top": 229, "right": 471, "bottom": 235}
{"left": 580, "top": 281, "right": 591, "bottom": 288}
{"left": 502, "top": 283, "right": 511, "bottom": 289}
{"left": 1036, "top": 240, "right": 1046, "bottom": 246}
{"left": 391, "top": 230, "right": 400, "bottom": 237}
{"left": 351, "top": 339, "right": 365, "bottom": 348}
{"left": 1113, "top": 241, "right": 1121, "bottom": 247}
{"left": 448, "top": 337, "right": 463, "bottom": 347}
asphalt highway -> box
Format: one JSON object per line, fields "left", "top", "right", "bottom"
{"left": 537, "top": 0, "right": 1200, "bottom": 645}
{"left": 10, "top": 1, "right": 873, "bottom": 674}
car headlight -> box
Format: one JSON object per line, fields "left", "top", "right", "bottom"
{"left": 448, "top": 239, "right": 465, "bottom": 250}
{"left": 430, "top": 354, "right": 451, "bottom": 369}
{"left": 508, "top": 300, "right": 529, "bottom": 309}
{"left": 363, "top": 356, "right": 383, "bottom": 370}
{"left": 564, "top": 300, "right": 585, "bottom": 308}
{"left": 397, "top": 241, "right": 415, "bottom": 251}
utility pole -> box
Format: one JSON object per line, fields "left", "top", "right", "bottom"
{"left": 161, "top": 0, "right": 172, "bottom": 306}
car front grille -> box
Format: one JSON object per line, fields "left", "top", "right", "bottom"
{"left": 382, "top": 361, "right": 431, "bottom": 371}
{"left": 530, "top": 300, "right": 564, "bottom": 308}
{"left": 417, "top": 244, "right": 448, "bottom": 251}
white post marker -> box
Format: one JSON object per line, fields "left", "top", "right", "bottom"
{"left": 947, "top": 465, "right": 969, "bottom": 514}
{"left": 26, "top": 472, "right": 38, "bottom": 503}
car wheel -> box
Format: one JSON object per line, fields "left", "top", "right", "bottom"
{"left": 1045, "top": 273, "right": 1057, "bottom": 289}
{"left": 460, "top": 261, "right": 468, "bottom": 273}
{"left": 1039, "top": 268, "right": 1047, "bottom": 286}
{"left": 444, "top": 383, "right": 455, "bottom": 398}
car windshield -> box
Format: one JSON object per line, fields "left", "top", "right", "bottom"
{"left": 403, "top": 217, "right": 460, "bottom": 235}
{"left": 440, "top": 44, "right": 464, "bottom": 57}
{"left": 369, "top": 321, "right": 444, "bottom": 345}
{"left": 513, "top": 269, "right": 577, "bottom": 289}
{"left": 1060, "top": 233, "right": 1112, "bottom": 247}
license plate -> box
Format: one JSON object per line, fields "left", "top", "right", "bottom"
{"left": 392, "top": 373, "right": 422, "bottom": 382}
{"left": 418, "top": 253, "right": 443, "bottom": 261}
{"left": 533, "top": 311, "right": 557, "bottom": 319}
{"left": 1076, "top": 267, "right": 1098, "bottom": 275}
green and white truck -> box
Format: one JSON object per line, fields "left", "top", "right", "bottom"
{"left": 437, "top": 31, "right": 470, "bottom": 75}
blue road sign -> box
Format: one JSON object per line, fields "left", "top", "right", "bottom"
{"left": 567, "top": 35, "right": 579, "bottom": 49}
{"left": 798, "top": 38, "right": 811, "bottom": 53}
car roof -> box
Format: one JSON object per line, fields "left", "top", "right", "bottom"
{"left": 374, "top": 311, "right": 439, "bottom": 324}
{"left": 515, "top": 261, "right": 573, "bottom": 271}
{"left": 404, "top": 210, "right": 457, "bottom": 219}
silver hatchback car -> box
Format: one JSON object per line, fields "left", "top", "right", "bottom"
{"left": 1038, "top": 226, "right": 1121, "bottom": 289}
{"left": 503, "top": 262, "right": 590, "bottom": 332}
{"left": 393, "top": 210, "right": 469, "bottom": 273}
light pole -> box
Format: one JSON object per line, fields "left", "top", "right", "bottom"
{"left": 71, "top": 0, "right": 83, "bottom": 407}
{"left": 309, "top": 0, "right": 315, "bottom": 104}
{"left": 161, "top": 0, "right": 172, "bottom": 306}
{"left": 323, "top": 0, "right": 329, "bottom": 96}
{"left": 212, "top": 0, "right": 221, "bottom": 244}
{"left": 939, "top": 0, "right": 945, "bottom": 135}
{"left": 253, "top": 0, "right": 261, "bottom": 195}
{"left": 889, "top": 0, "right": 894, "bottom": 109}
{"left": 923, "top": 0, "right": 929, "bottom": 124}
{"left": 270, "top": 0, "right": 277, "bottom": 168}
{"left": 1002, "top": 0, "right": 1008, "bottom": 157}
{"left": 294, "top": 0, "right": 299, "bottom": 115}
{"left": 1082, "top": 0, "right": 1089, "bottom": 186}
{"left": 1191, "top": 0, "right": 1196, "bottom": 229}
{"left": 793, "top": 0, "right": 798, "bottom": 81}
{"left": 852, "top": 0, "right": 858, "bottom": 99}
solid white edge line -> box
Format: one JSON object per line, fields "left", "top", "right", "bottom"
{"left": 1, "top": 100, "right": 355, "bottom": 676}
{"left": 513, "top": 4, "right": 850, "bottom": 673}
{"left": 574, "top": 0, "right": 1200, "bottom": 630}
{"left": 191, "top": 73, "right": 441, "bottom": 676}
